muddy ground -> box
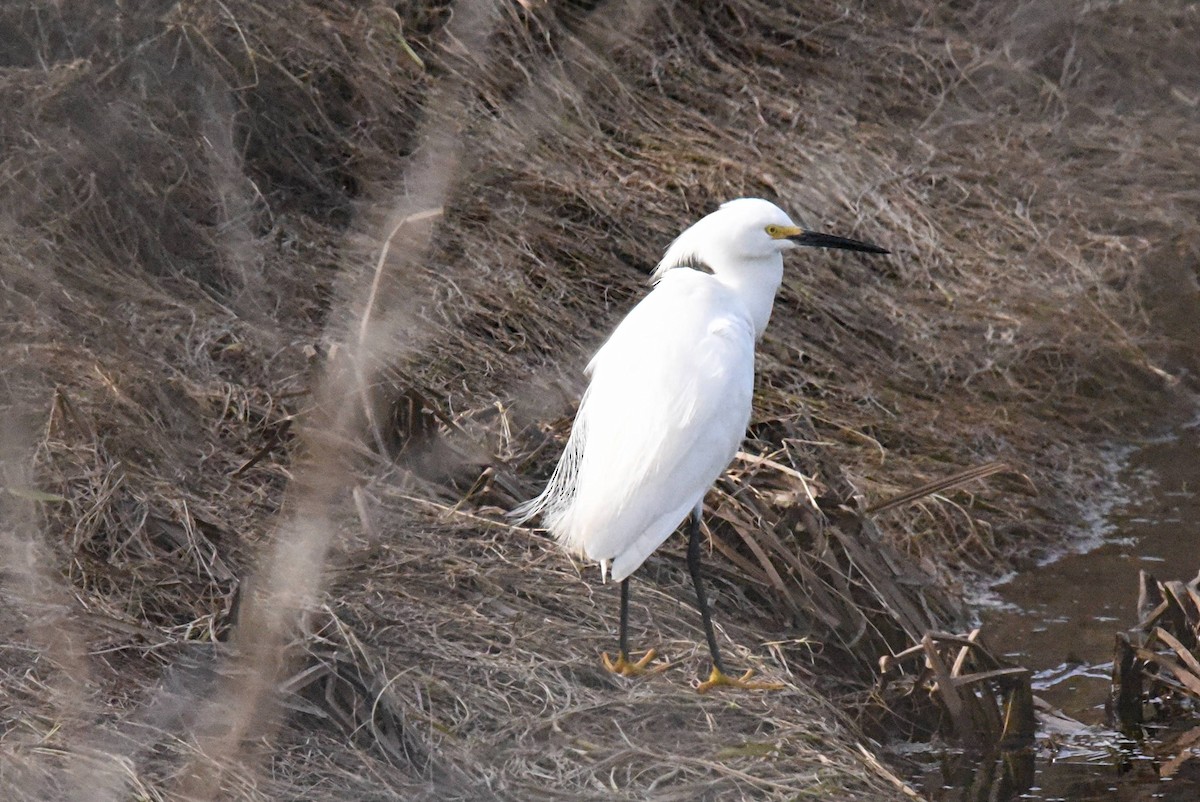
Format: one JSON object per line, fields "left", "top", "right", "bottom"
{"left": 1, "top": 1, "right": 1198, "bottom": 800}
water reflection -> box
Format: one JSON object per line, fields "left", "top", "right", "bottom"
{"left": 913, "top": 735, "right": 1200, "bottom": 802}
{"left": 906, "top": 425, "right": 1200, "bottom": 800}
{"left": 917, "top": 748, "right": 1034, "bottom": 801}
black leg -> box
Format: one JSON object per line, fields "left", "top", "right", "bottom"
{"left": 618, "top": 577, "right": 630, "bottom": 658}
{"left": 602, "top": 575, "right": 664, "bottom": 677}
{"left": 687, "top": 508, "right": 727, "bottom": 675}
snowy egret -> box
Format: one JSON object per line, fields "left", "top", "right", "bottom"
{"left": 514, "top": 198, "right": 888, "bottom": 692}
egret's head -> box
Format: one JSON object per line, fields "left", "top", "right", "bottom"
{"left": 653, "top": 197, "right": 887, "bottom": 282}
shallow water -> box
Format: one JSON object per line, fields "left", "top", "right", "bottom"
{"left": 913, "top": 422, "right": 1200, "bottom": 801}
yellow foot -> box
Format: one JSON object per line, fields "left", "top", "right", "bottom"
{"left": 601, "top": 649, "right": 669, "bottom": 677}
{"left": 695, "top": 665, "right": 785, "bottom": 694}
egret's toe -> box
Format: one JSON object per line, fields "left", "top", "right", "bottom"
{"left": 601, "top": 649, "right": 669, "bottom": 677}
{"left": 695, "top": 665, "right": 784, "bottom": 694}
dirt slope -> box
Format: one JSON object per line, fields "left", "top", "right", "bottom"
{"left": 1, "top": 1, "right": 1197, "bottom": 799}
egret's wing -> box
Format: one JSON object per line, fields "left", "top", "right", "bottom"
{"left": 562, "top": 270, "right": 756, "bottom": 581}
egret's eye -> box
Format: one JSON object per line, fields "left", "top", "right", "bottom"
{"left": 765, "top": 224, "right": 782, "bottom": 237}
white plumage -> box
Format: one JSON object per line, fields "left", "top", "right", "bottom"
{"left": 514, "top": 198, "right": 792, "bottom": 576}
{"left": 537, "top": 267, "right": 756, "bottom": 581}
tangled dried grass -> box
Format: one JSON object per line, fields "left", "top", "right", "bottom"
{"left": 1, "top": 0, "right": 1198, "bottom": 799}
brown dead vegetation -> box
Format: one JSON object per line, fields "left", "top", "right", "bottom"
{"left": 1113, "top": 571, "right": 1200, "bottom": 731}
{"left": 1, "top": 0, "right": 1198, "bottom": 799}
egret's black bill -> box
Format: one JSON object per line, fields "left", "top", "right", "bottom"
{"left": 790, "top": 230, "right": 889, "bottom": 254}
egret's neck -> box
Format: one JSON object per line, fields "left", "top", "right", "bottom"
{"left": 710, "top": 253, "right": 784, "bottom": 339}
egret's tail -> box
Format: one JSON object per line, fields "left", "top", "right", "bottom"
{"left": 508, "top": 410, "right": 589, "bottom": 556}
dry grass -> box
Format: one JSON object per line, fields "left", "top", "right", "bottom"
{"left": 1, "top": 0, "right": 1198, "bottom": 799}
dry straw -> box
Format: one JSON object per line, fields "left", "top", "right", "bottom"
{"left": 0, "top": 0, "right": 1196, "bottom": 800}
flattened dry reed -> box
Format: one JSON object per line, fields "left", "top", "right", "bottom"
{"left": 0, "top": 0, "right": 1197, "bottom": 799}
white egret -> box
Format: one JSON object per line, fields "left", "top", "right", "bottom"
{"left": 513, "top": 198, "right": 888, "bottom": 692}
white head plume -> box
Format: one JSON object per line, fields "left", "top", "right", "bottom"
{"left": 651, "top": 198, "right": 799, "bottom": 283}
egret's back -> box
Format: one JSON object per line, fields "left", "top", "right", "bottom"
{"left": 514, "top": 269, "right": 755, "bottom": 581}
